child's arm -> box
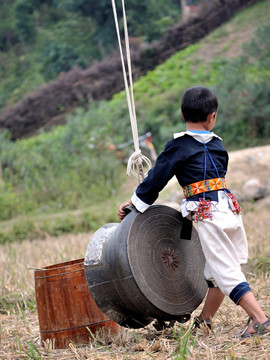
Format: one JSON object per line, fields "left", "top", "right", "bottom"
{"left": 117, "top": 138, "right": 178, "bottom": 220}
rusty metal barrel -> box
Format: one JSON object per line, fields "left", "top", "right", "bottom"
{"left": 84, "top": 205, "right": 207, "bottom": 328}
{"left": 34, "top": 258, "right": 119, "bottom": 348}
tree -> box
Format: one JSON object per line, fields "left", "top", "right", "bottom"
{"left": 14, "top": 0, "right": 40, "bottom": 43}
{"left": 52, "top": 0, "right": 181, "bottom": 45}
{"left": 40, "top": 39, "right": 84, "bottom": 79}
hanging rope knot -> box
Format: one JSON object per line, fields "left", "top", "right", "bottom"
{"left": 126, "top": 149, "right": 152, "bottom": 182}
{"left": 127, "top": 149, "right": 143, "bottom": 165}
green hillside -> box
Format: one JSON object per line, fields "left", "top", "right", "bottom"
{"left": 0, "top": 0, "right": 270, "bottom": 244}
{"left": 0, "top": 0, "right": 181, "bottom": 110}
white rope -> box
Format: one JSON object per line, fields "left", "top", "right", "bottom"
{"left": 111, "top": 0, "right": 152, "bottom": 183}
{"left": 126, "top": 149, "right": 152, "bottom": 180}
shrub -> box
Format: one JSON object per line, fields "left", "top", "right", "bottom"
{"left": 40, "top": 39, "right": 84, "bottom": 79}
{"left": 14, "top": 0, "right": 37, "bottom": 44}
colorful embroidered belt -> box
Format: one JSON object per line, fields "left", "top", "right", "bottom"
{"left": 183, "top": 177, "right": 227, "bottom": 198}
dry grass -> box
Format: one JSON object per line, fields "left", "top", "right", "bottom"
{"left": 1, "top": 146, "right": 270, "bottom": 359}
{"left": 0, "top": 217, "right": 269, "bottom": 360}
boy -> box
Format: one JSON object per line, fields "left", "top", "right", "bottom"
{"left": 118, "top": 86, "right": 269, "bottom": 338}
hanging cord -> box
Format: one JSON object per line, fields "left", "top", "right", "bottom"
{"left": 111, "top": 0, "right": 152, "bottom": 183}
{"left": 202, "top": 142, "right": 221, "bottom": 198}
{"left": 203, "top": 143, "right": 220, "bottom": 178}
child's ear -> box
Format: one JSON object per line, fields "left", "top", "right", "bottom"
{"left": 181, "top": 111, "right": 185, "bottom": 121}
{"left": 207, "top": 112, "right": 216, "bottom": 122}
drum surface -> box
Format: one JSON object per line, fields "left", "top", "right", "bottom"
{"left": 127, "top": 205, "right": 207, "bottom": 315}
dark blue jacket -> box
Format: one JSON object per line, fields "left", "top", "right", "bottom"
{"left": 135, "top": 133, "right": 229, "bottom": 205}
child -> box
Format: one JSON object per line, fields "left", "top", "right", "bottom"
{"left": 118, "top": 86, "right": 269, "bottom": 338}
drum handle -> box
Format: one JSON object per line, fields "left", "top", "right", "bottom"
{"left": 124, "top": 204, "right": 135, "bottom": 215}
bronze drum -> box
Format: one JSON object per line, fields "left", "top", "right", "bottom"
{"left": 84, "top": 205, "right": 207, "bottom": 328}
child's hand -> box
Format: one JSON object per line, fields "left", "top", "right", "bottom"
{"left": 117, "top": 200, "right": 132, "bottom": 220}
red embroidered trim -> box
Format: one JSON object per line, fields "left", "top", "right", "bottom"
{"left": 227, "top": 193, "right": 242, "bottom": 213}
{"left": 194, "top": 198, "right": 213, "bottom": 221}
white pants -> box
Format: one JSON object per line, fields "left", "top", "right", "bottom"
{"left": 196, "top": 194, "right": 248, "bottom": 297}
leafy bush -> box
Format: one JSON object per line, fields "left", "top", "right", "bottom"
{"left": 0, "top": 185, "right": 23, "bottom": 221}
{"left": 0, "top": 115, "right": 123, "bottom": 219}
{"left": 213, "top": 21, "right": 270, "bottom": 147}
{"left": 0, "top": 3, "right": 18, "bottom": 51}
{"left": 52, "top": 0, "right": 181, "bottom": 43}
{"left": 40, "top": 39, "right": 84, "bottom": 79}
{"left": 14, "top": 0, "right": 38, "bottom": 44}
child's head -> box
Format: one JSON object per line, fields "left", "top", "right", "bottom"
{"left": 181, "top": 86, "right": 218, "bottom": 123}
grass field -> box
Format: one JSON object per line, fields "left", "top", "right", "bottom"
{"left": 1, "top": 146, "right": 270, "bottom": 359}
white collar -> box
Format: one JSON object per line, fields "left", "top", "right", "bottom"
{"left": 173, "top": 130, "right": 223, "bottom": 144}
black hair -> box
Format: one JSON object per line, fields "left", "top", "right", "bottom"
{"left": 181, "top": 86, "right": 218, "bottom": 123}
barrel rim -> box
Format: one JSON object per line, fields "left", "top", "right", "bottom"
{"left": 34, "top": 258, "right": 84, "bottom": 277}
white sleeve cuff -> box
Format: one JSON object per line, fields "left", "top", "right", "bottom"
{"left": 131, "top": 192, "right": 151, "bottom": 213}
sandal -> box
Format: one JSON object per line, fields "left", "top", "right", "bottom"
{"left": 240, "top": 317, "right": 270, "bottom": 338}
{"left": 192, "top": 317, "right": 212, "bottom": 332}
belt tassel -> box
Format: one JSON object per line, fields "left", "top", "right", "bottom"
{"left": 194, "top": 198, "right": 213, "bottom": 222}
